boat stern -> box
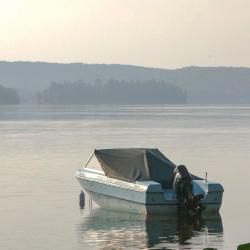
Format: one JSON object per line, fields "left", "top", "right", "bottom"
{"left": 193, "top": 180, "right": 224, "bottom": 212}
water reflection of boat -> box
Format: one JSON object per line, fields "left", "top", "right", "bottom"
{"left": 78, "top": 208, "right": 223, "bottom": 249}
{"left": 76, "top": 148, "right": 224, "bottom": 214}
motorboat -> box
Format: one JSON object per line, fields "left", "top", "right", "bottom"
{"left": 75, "top": 148, "right": 223, "bottom": 214}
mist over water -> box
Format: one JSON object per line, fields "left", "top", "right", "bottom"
{"left": 0, "top": 105, "right": 250, "bottom": 249}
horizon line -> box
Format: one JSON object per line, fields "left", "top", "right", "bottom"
{"left": 0, "top": 60, "right": 250, "bottom": 71}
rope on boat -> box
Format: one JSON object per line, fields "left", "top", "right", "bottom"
{"left": 83, "top": 152, "right": 95, "bottom": 168}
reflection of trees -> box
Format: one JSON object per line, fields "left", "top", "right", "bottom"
{"left": 0, "top": 85, "right": 20, "bottom": 104}
{"left": 38, "top": 80, "right": 188, "bottom": 104}
{"left": 77, "top": 208, "right": 223, "bottom": 249}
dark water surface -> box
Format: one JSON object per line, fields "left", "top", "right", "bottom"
{"left": 0, "top": 105, "right": 250, "bottom": 250}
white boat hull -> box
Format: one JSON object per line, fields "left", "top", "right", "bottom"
{"left": 91, "top": 192, "right": 222, "bottom": 214}
{"left": 76, "top": 168, "right": 223, "bottom": 214}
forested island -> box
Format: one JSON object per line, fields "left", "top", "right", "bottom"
{"left": 38, "top": 80, "right": 187, "bottom": 104}
{"left": 0, "top": 85, "right": 20, "bottom": 104}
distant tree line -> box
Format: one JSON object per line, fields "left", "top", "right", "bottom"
{"left": 38, "top": 80, "right": 188, "bottom": 104}
{"left": 0, "top": 85, "right": 20, "bottom": 104}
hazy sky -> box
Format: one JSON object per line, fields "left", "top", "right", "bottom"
{"left": 0, "top": 0, "right": 250, "bottom": 68}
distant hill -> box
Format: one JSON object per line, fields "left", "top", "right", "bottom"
{"left": 0, "top": 61, "right": 250, "bottom": 104}
{"left": 0, "top": 85, "right": 20, "bottom": 105}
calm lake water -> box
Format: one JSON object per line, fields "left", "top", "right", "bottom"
{"left": 0, "top": 105, "right": 250, "bottom": 250}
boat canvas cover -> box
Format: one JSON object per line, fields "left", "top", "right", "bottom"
{"left": 94, "top": 148, "right": 176, "bottom": 188}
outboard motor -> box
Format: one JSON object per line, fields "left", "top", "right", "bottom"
{"left": 173, "top": 165, "right": 203, "bottom": 215}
